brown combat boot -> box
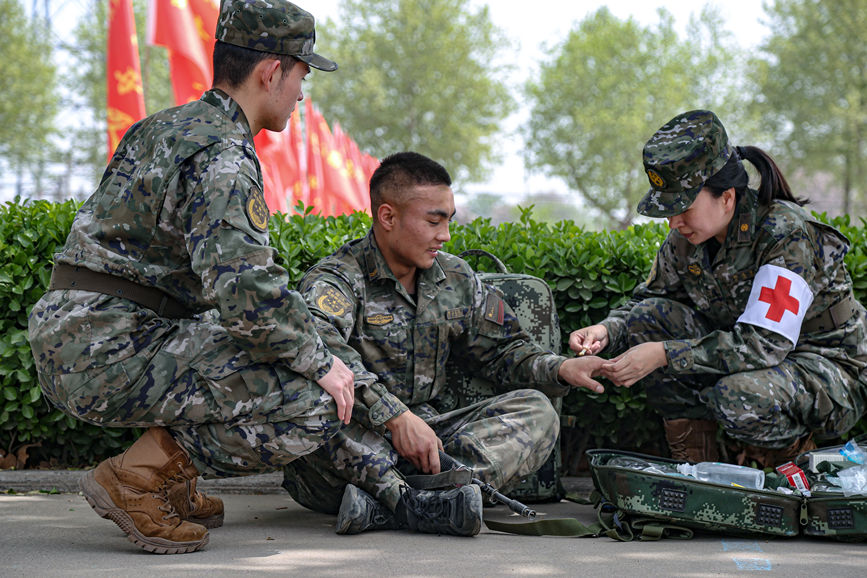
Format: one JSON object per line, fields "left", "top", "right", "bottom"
{"left": 80, "top": 427, "right": 209, "bottom": 554}
{"left": 735, "top": 435, "right": 818, "bottom": 470}
{"left": 663, "top": 418, "right": 721, "bottom": 462}
{"left": 167, "top": 477, "right": 224, "bottom": 529}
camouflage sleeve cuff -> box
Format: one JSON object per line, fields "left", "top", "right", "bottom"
{"left": 307, "top": 349, "right": 334, "bottom": 382}
{"left": 600, "top": 318, "right": 627, "bottom": 354}
{"left": 367, "top": 393, "right": 409, "bottom": 427}
{"left": 664, "top": 340, "right": 695, "bottom": 372}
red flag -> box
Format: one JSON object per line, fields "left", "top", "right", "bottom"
{"left": 306, "top": 103, "right": 367, "bottom": 215}
{"left": 362, "top": 152, "right": 381, "bottom": 182}
{"left": 147, "top": 0, "right": 217, "bottom": 105}
{"left": 253, "top": 131, "right": 290, "bottom": 214}
{"left": 305, "top": 100, "right": 330, "bottom": 215}
{"left": 332, "top": 123, "right": 366, "bottom": 212}
{"left": 107, "top": 0, "right": 146, "bottom": 159}
{"left": 287, "top": 108, "right": 308, "bottom": 209}
{"left": 334, "top": 123, "right": 372, "bottom": 213}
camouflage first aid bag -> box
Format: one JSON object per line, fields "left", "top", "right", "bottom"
{"left": 587, "top": 449, "right": 802, "bottom": 538}
{"left": 440, "top": 249, "right": 565, "bottom": 503}
{"left": 587, "top": 446, "right": 867, "bottom": 541}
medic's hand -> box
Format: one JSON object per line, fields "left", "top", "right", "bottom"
{"left": 601, "top": 341, "right": 667, "bottom": 387}
{"left": 569, "top": 324, "right": 609, "bottom": 357}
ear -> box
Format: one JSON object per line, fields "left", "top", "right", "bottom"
{"left": 723, "top": 187, "right": 737, "bottom": 211}
{"left": 258, "top": 59, "right": 282, "bottom": 91}
{"left": 377, "top": 202, "right": 397, "bottom": 232}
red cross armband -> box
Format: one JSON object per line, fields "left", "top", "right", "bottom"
{"left": 736, "top": 264, "right": 814, "bottom": 345}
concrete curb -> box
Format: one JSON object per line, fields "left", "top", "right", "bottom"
{"left": 0, "top": 468, "right": 594, "bottom": 496}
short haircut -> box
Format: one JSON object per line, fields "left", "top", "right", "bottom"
{"left": 369, "top": 152, "right": 452, "bottom": 215}
{"left": 212, "top": 40, "right": 298, "bottom": 88}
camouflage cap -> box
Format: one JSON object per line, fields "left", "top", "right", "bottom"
{"left": 216, "top": 0, "right": 337, "bottom": 71}
{"left": 637, "top": 110, "right": 732, "bottom": 217}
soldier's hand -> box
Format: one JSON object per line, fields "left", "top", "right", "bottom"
{"left": 558, "top": 356, "right": 606, "bottom": 393}
{"left": 317, "top": 356, "right": 355, "bottom": 424}
{"left": 601, "top": 341, "right": 667, "bottom": 387}
{"left": 385, "top": 411, "right": 444, "bottom": 474}
{"left": 569, "top": 325, "right": 609, "bottom": 356}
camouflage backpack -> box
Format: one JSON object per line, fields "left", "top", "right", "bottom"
{"left": 439, "top": 249, "right": 565, "bottom": 503}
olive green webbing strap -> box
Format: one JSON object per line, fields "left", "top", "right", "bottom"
{"left": 483, "top": 492, "right": 693, "bottom": 541}
{"left": 483, "top": 516, "right": 607, "bottom": 538}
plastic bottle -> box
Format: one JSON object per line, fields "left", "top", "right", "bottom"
{"left": 676, "top": 462, "right": 765, "bottom": 489}
{"left": 608, "top": 456, "right": 677, "bottom": 475}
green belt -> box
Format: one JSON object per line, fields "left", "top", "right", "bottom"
{"left": 49, "top": 264, "right": 190, "bottom": 319}
{"left": 801, "top": 294, "right": 860, "bottom": 334}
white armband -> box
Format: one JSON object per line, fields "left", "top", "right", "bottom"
{"left": 736, "top": 264, "right": 814, "bottom": 345}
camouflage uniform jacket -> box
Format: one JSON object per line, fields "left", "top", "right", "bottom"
{"left": 298, "top": 231, "right": 568, "bottom": 428}
{"left": 602, "top": 188, "right": 867, "bottom": 379}
{"left": 30, "top": 89, "right": 333, "bottom": 383}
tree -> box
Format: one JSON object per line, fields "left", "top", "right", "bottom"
{"left": 0, "top": 0, "right": 58, "bottom": 191}
{"left": 752, "top": 0, "right": 867, "bottom": 216}
{"left": 523, "top": 7, "right": 750, "bottom": 228}
{"left": 306, "top": 0, "right": 515, "bottom": 184}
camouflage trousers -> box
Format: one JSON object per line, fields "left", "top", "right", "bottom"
{"left": 36, "top": 315, "right": 345, "bottom": 479}
{"left": 282, "top": 388, "right": 559, "bottom": 515}
{"left": 624, "top": 298, "right": 866, "bottom": 448}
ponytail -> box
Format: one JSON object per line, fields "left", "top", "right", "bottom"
{"left": 735, "top": 145, "right": 808, "bottom": 206}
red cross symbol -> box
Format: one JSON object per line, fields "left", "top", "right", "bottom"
{"left": 758, "top": 275, "right": 799, "bottom": 322}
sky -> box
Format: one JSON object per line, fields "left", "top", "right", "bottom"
{"left": 21, "top": 0, "right": 770, "bottom": 204}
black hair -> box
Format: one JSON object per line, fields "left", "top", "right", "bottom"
{"left": 705, "top": 145, "right": 808, "bottom": 206}
{"left": 212, "top": 40, "right": 298, "bottom": 88}
{"left": 369, "top": 152, "right": 452, "bottom": 215}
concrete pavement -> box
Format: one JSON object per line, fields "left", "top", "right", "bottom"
{"left": 2, "top": 471, "right": 866, "bottom": 577}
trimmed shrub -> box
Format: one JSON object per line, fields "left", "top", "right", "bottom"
{"left": 1, "top": 199, "right": 864, "bottom": 470}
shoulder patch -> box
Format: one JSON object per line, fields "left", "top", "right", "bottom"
{"left": 316, "top": 286, "right": 353, "bottom": 317}
{"left": 245, "top": 186, "right": 269, "bottom": 232}
{"left": 483, "top": 293, "right": 504, "bottom": 326}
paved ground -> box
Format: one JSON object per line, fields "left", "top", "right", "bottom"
{"left": 2, "top": 471, "right": 866, "bottom": 577}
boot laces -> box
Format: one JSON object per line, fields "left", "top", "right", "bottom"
{"left": 153, "top": 464, "right": 188, "bottom": 522}
{"left": 401, "top": 487, "right": 451, "bottom": 521}
{"left": 667, "top": 429, "right": 691, "bottom": 461}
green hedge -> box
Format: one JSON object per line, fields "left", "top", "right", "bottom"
{"left": 1, "top": 199, "right": 865, "bottom": 470}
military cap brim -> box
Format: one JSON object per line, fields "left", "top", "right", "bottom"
{"left": 297, "top": 52, "right": 337, "bottom": 72}
{"left": 636, "top": 185, "right": 701, "bottom": 218}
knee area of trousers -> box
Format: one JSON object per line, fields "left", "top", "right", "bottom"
{"left": 521, "top": 389, "right": 559, "bottom": 436}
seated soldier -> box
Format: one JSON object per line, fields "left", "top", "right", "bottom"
{"left": 282, "top": 151, "right": 607, "bottom": 534}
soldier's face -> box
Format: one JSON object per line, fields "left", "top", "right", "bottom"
{"left": 386, "top": 184, "right": 455, "bottom": 273}
{"left": 264, "top": 59, "right": 309, "bottom": 131}
{"left": 667, "top": 188, "right": 735, "bottom": 245}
